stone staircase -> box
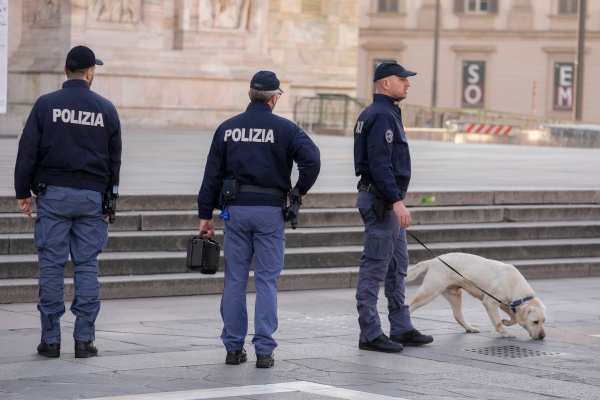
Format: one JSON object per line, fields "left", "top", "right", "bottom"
{"left": 1, "top": 190, "right": 599, "bottom": 303}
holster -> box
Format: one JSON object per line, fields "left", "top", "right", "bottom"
{"left": 186, "top": 234, "right": 221, "bottom": 274}
{"left": 31, "top": 183, "right": 47, "bottom": 196}
{"left": 372, "top": 195, "right": 391, "bottom": 220}
{"left": 358, "top": 181, "right": 393, "bottom": 220}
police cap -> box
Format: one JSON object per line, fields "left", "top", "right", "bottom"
{"left": 65, "top": 45, "right": 104, "bottom": 71}
{"left": 373, "top": 61, "right": 416, "bottom": 82}
{"left": 250, "top": 71, "right": 284, "bottom": 93}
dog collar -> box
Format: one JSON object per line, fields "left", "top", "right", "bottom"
{"left": 507, "top": 296, "right": 535, "bottom": 313}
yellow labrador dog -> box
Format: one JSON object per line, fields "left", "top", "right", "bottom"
{"left": 407, "top": 253, "right": 546, "bottom": 340}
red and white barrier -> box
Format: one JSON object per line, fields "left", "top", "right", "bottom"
{"left": 445, "top": 120, "right": 520, "bottom": 136}
{"left": 463, "top": 123, "right": 514, "bottom": 135}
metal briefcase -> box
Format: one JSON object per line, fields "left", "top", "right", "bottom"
{"left": 186, "top": 234, "right": 221, "bottom": 274}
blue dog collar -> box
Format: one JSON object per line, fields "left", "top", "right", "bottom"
{"left": 507, "top": 296, "right": 535, "bottom": 313}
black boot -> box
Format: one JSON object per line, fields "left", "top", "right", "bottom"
{"left": 256, "top": 353, "right": 275, "bottom": 368}
{"left": 37, "top": 342, "right": 60, "bottom": 358}
{"left": 359, "top": 333, "right": 404, "bottom": 353}
{"left": 75, "top": 340, "right": 98, "bottom": 358}
{"left": 390, "top": 329, "right": 434, "bottom": 346}
{"left": 225, "top": 349, "right": 248, "bottom": 365}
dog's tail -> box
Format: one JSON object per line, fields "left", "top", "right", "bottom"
{"left": 406, "top": 259, "right": 432, "bottom": 283}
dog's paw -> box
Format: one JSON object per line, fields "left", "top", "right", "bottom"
{"left": 466, "top": 328, "right": 480, "bottom": 333}
{"left": 502, "top": 319, "right": 514, "bottom": 326}
{"left": 501, "top": 332, "right": 516, "bottom": 338}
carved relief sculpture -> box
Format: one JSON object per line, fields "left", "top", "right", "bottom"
{"left": 200, "top": 0, "right": 249, "bottom": 30}
{"left": 90, "top": 0, "right": 142, "bottom": 23}
{"left": 35, "top": 0, "right": 61, "bottom": 23}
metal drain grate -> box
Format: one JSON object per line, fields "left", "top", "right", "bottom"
{"left": 462, "top": 345, "right": 562, "bottom": 358}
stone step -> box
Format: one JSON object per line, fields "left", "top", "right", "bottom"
{"left": 3, "top": 190, "right": 599, "bottom": 213}
{"left": 3, "top": 220, "right": 600, "bottom": 255}
{"left": 3, "top": 238, "right": 600, "bottom": 279}
{"left": 2, "top": 204, "right": 600, "bottom": 234}
{"left": 2, "top": 257, "right": 599, "bottom": 304}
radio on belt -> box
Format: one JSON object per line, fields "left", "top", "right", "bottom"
{"left": 186, "top": 232, "right": 221, "bottom": 274}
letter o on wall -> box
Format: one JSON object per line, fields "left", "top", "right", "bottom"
{"left": 464, "top": 85, "right": 482, "bottom": 105}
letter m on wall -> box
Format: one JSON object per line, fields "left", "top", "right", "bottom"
{"left": 554, "top": 62, "right": 574, "bottom": 110}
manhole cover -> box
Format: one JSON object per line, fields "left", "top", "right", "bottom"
{"left": 462, "top": 345, "right": 562, "bottom": 358}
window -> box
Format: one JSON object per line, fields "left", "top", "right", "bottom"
{"left": 558, "top": 0, "right": 578, "bottom": 15}
{"left": 378, "top": 0, "right": 399, "bottom": 13}
{"left": 454, "top": 0, "right": 498, "bottom": 14}
{"left": 467, "top": 0, "right": 490, "bottom": 13}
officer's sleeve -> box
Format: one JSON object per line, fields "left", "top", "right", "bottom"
{"left": 14, "top": 98, "right": 44, "bottom": 199}
{"left": 289, "top": 124, "right": 321, "bottom": 195}
{"left": 108, "top": 105, "right": 122, "bottom": 188}
{"left": 197, "top": 130, "right": 226, "bottom": 219}
{"left": 366, "top": 113, "right": 401, "bottom": 204}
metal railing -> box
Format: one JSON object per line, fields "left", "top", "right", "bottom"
{"left": 294, "top": 94, "right": 600, "bottom": 148}
{"left": 294, "top": 94, "right": 369, "bottom": 133}
{"left": 536, "top": 124, "right": 600, "bottom": 148}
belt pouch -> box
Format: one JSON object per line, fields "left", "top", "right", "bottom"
{"left": 218, "top": 179, "right": 239, "bottom": 208}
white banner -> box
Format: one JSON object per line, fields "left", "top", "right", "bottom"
{"left": 0, "top": 0, "right": 7, "bottom": 114}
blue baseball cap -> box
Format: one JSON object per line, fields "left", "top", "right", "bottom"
{"left": 65, "top": 45, "right": 103, "bottom": 71}
{"left": 374, "top": 61, "right": 416, "bottom": 82}
{"left": 250, "top": 71, "right": 283, "bottom": 93}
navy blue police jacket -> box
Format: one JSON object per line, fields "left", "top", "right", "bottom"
{"left": 197, "top": 101, "right": 321, "bottom": 219}
{"left": 354, "top": 94, "right": 411, "bottom": 205}
{"left": 14, "top": 79, "right": 122, "bottom": 199}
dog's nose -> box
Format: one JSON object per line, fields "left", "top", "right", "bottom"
{"left": 539, "top": 329, "right": 546, "bottom": 339}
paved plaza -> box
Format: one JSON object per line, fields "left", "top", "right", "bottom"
{"left": 1, "top": 129, "right": 600, "bottom": 197}
{"left": 1, "top": 130, "right": 600, "bottom": 399}
{"left": 0, "top": 277, "right": 599, "bottom": 400}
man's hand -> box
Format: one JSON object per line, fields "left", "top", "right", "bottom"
{"left": 393, "top": 200, "right": 411, "bottom": 229}
{"left": 17, "top": 198, "right": 34, "bottom": 219}
{"left": 199, "top": 219, "right": 215, "bottom": 238}
{"left": 288, "top": 188, "right": 305, "bottom": 200}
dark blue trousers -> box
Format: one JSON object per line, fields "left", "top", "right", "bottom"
{"left": 221, "top": 205, "right": 285, "bottom": 355}
{"left": 34, "top": 185, "right": 108, "bottom": 344}
{"left": 356, "top": 191, "right": 414, "bottom": 342}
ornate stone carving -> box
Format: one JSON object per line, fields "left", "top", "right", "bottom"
{"left": 90, "top": 0, "right": 141, "bottom": 23}
{"left": 35, "top": 0, "right": 60, "bottom": 23}
{"left": 200, "top": 0, "right": 249, "bottom": 30}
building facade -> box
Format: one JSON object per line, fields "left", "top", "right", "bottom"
{"left": 1, "top": 0, "right": 359, "bottom": 134}
{"left": 358, "top": 0, "right": 600, "bottom": 122}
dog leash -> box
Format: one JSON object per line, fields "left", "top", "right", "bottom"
{"left": 406, "top": 230, "right": 508, "bottom": 307}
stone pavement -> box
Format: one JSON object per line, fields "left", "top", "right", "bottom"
{"left": 1, "top": 277, "right": 600, "bottom": 399}
{"left": 1, "top": 128, "right": 600, "bottom": 197}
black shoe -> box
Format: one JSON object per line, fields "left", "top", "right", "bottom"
{"left": 256, "top": 353, "right": 275, "bottom": 368}
{"left": 225, "top": 349, "right": 248, "bottom": 365}
{"left": 390, "top": 329, "right": 433, "bottom": 346}
{"left": 75, "top": 340, "right": 98, "bottom": 358}
{"left": 358, "top": 334, "right": 403, "bottom": 353}
{"left": 37, "top": 342, "right": 60, "bottom": 358}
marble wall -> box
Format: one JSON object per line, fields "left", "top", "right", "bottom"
{"left": 358, "top": 0, "right": 600, "bottom": 123}
{"left": 1, "top": 0, "right": 359, "bottom": 134}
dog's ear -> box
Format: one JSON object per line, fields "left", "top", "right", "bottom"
{"left": 518, "top": 306, "right": 532, "bottom": 321}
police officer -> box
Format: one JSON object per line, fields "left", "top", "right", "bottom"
{"left": 353, "top": 61, "right": 433, "bottom": 353}
{"left": 14, "top": 46, "right": 122, "bottom": 358}
{"left": 197, "top": 71, "right": 320, "bottom": 368}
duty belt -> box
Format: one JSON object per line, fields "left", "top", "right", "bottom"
{"left": 239, "top": 184, "right": 286, "bottom": 199}
{"left": 359, "top": 184, "right": 406, "bottom": 201}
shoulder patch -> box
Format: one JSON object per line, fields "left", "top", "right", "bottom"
{"left": 385, "top": 129, "right": 394, "bottom": 143}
